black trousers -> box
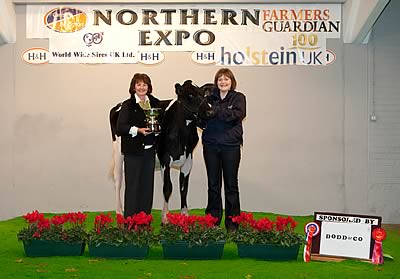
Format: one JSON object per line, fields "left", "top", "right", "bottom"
{"left": 203, "top": 145, "right": 241, "bottom": 229}
{"left": 123, "top": 147, "right": 155, "bottom": 217}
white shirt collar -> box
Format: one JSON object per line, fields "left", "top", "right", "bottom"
{"left": 134, "top": 94, "right": 149, "bottom": 104}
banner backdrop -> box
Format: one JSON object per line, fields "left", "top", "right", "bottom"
{"left": 26, "top": 4, "right": 341, "bottom": 65}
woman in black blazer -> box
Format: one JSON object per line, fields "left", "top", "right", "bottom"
{"left": 117, "top": 73, "right": 160, "bottom": 217}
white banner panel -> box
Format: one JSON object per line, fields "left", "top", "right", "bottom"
{"left": 48, "top": 31, "right": 139, "bottom": 63}
{"left": 319, "top": 222, "right": 372, "bottom": 260}
{"left": 26, "top": 4, "right": 341, "bottom": 64}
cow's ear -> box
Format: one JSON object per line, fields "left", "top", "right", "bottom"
{"left": 201, "top": 83, "right": 214, "bottom": 97}
{"left": 183, "top": 80, "right": 192, "bottom": 86}
{"left": 175, "top": 83, "right": 183, "bottom": 96}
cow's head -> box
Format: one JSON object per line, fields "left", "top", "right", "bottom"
{"left": 175, "top": 80, "right": 213, "bottom": 120}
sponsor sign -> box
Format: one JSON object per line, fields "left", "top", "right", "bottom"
{"left": 312, "top": 212, "right": 382, "bottom": 260}
{"left": 26, "top": 4, "right": 341, "bottom": 65}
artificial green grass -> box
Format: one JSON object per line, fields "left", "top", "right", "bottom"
{"left": 1, "top": 209, "right": 399, "bottom": 279}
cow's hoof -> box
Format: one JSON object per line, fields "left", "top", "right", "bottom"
{"left": 181, "top": 207, "right": 189, "bottom": 216}
{"left": 161, "top": 211, "right": 169, "bottom": 224}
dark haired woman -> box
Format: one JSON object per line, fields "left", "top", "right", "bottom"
{"left": 201, "top": 68, "right": 246, "bottom": 231}
{"left": 117, "top": 73, "right": 160, "bottom": 217}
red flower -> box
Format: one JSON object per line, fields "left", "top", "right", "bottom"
{"left": 63, "top": 212, "right": 87, "bottom": 225}
{"left": 231, "top": 212, "right": 256, "bottom": 227}
{"left": 37, "top": 218, "right": 50, "bottom": 230}
{"left": 230, "top": 214, "right": 302, "bottom": 247}
{"left": 93, "top": 212, "right": 153, "bottom": 233}
{"left": 94, "top": 213, "right": 113, "bottom": 234}
{"left": 253, "top": 217, "right": 274, "bottom": 232}
{"left": 18, "top": 210, "right": 87, "bottom": 243}
{"left": 197, "top": 214, "right": 218, "bottom": 228}
{"left": 166, "top": 213, "right": 219, "bottom": 233}
{"left": 23, "top": 210, "right": 45, "bottom": 224}
{"left": 160, "top": 213, "right": 225, "bottom": 244}
{"left": 275, "top": 216, "right": 297, "bottom": 232}
{"left": 116, "top": 213, "right": 125, "bottom": 227}
{"left": 51, "top": 215, "right": 66, "bottom": 226}
{"left": 131, "top": 211, "right": 153, "bottom": 226}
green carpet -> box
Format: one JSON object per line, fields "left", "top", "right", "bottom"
{"left": 1, "top": 209, "right": 399, "bottom": 279}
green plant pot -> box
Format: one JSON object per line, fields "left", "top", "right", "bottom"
{"left": 88, "top": 243, "right": 149, "bottom": 259}
{"left": 161, "top": 240, "right": 225, "bottom": 260}
{"left": 237, "top": 243, "right": 300, "bottom": 260}
{"left": 23, "top": 240, "right": 85, "bottom": 257}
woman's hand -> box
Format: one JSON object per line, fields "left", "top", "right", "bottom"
{"left": 138, "top": 127, "right": 152, "bottom": 136}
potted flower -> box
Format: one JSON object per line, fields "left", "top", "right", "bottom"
{"left": 17, "top": 210, "right": 87, "bottom": 257}
{"left": 230, "top": 213, "right": 304, "bottom": 260}
{"left": 159, "top": 213, "right": 226, "bottom": 260}
{"left": 87, "top": 212, "right": 155, "bottom": 259}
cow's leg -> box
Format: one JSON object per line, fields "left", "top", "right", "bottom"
{"left": 179, "top": 154, "right": 193, "bottom": 216}
{"left": 112, "top": 138, "right": 124, "bottom": 215}
{"left": 161, "top": 164, "right": 173, "bottom": 223}
{"left": 179, "top": 172, "right": 190, "bottom": 216}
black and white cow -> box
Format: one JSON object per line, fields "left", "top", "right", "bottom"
{"left": 109, "top": 81, "right": 213, "bottom": 220}
{"left": 157, "top": 80, "right": 214, "bottom": 222}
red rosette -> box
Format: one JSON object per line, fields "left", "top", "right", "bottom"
{"left": 303, "top": 222, "right": 319, "bottom": 262}
{"left": 304, "top": 222, "right": 320, "bottom": 236}
{"left": 372, "top": 228, "right": 386, "bottom": 241}
{"left": 371, "top": 227, "right": 386, "bottom": 265}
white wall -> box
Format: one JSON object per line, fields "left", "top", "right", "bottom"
{"left": 0, "top": 43, "right": 16, "bottom": 218}
{"left": 343, "top": 43, "right": 369, "bottom": 215}
{"left": 368, "top": 0, "right": 400, "bottom": 223}
{"left": 0, "top": 2, "right": 398, "bottom": 223}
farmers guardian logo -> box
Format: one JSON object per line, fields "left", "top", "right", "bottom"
{"left": 44, "top": 7, "right": 87, "bottom": 33}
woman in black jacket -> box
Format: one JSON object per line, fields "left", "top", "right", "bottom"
{"left": 117, "top": 73, "right": 160, "bottom": 217}
{"left": 202, "top": 68, "right": 246, "bottom": 231}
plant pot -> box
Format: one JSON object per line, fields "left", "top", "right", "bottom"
{"left": 88, "top": 243, "right": 149, "bottom": 259}
{"left": 161, "top": 240, "right": 225, "bottom": 260}
{"left": 23, "top": 239, "right": 85, "bottom": 257}
{"left": 237, "top": 243, "right": 300, "bottom": 260}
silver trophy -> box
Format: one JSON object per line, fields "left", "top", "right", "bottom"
{"left": 144, "top": 108, "right": 161, "bottom": 134}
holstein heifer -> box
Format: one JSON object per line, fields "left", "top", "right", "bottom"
{"left": 157, "top": 80, "right": 214, "bottom": 223}
{"left": 108, "top": 82, "right": 213, "bottom": 219}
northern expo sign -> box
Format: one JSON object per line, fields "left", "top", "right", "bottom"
{"left": 26, "top": 4, "right": 341, "bottom": 65}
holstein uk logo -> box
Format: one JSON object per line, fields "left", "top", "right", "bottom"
{"left": 44, "top": 7, "right": 87, "bottom": 33}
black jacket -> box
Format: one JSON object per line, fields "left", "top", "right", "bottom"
{"left": 201, "top": 88, "right": 246, "bottom": 147}
{"left": 117, "top": 94, "right": 160, "bottom": 155}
